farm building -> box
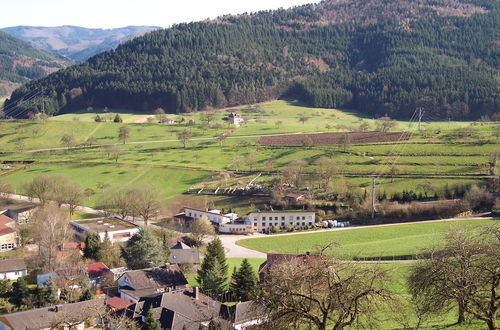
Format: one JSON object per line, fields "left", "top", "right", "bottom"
{"left": 70, "top": 218, "right": 140, "bottom": 243}
{"left": 218, "top": 218, "right": 254, "bottom": 234}
{"left": 0, "top": 258, "right": 27, "bottom": 281}
{"left": 247, "top": 211, "right": 316, "bottom": 233}
{"left": 0, "top": 215, "right": 17, "bottom": 252}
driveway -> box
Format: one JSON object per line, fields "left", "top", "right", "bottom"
{"left": 218, "top": 234, "right": 267, "bottom": 258}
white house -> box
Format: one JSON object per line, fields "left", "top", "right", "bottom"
{"left": 228, "top": 112, "right": 245, "bottom": 126}
{"left": 182, "top": 207, "right": 235, "bottom": 224}
{"left": 247, "top": 211, "right": 316, "bottom": 233}
{"left": 0, "top": 259, "right": 27, "bottom": 281}
{"left": 218, "top": 221, "right": 253, "bottom": 234}
{"left": 69, "top": 218, "right": 140, "bottom": 243}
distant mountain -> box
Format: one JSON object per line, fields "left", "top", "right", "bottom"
{"left": 6, "top": 0, "right": 499, "bottom": 119}
{"left": 2, "top": 25, "right": 160, "bottom": 62}
{"left": 0, "top": 31, "right": 70, "bottom": 98}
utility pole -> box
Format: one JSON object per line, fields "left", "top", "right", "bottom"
{"left": 371, "top": 177, "right": 376, "bottom": 221}
{"left": 417, "top": 107, "right": 424, "bottom": 130}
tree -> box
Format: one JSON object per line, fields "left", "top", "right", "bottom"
{"left": 389, "top": 165, "right": 399, "bottom": 183}
{"left": 79, "top": 287, "right": 95, "bottom": 301}
{"left": 118, "top": 125, "right": 131, "bottom": 144}
{"left": 127, "top": 184, "right": 161, "bottom": 226}
{"left": 142, "top": 307, "right": 162, "bottom": 330}
{"left": 375, "top": 116, "right": 396, "bottom": 132}
{"left": 275, "top": 120, "right": 283, "bottom": 128}
{"left": 31, "top": 206, "right": 71, "bottom": 269}
{"left": 121, "top": 227, "right": 165, "bottom": 269}
{"left": 197, "top": 237, "right": 228, "bottom": 296}
{"left": 298, "top": 116, "right": 309, "bottom": 125}
{"left": 342, "top": 133, "right": 351, "bottom": 152}
{"left": 177, "top": 129, "right": 192, "bottom": 149}
{"left": 259, "top": 255, "right": 389, "bottom": 330}
{"left": 246, "top": 151, "right": 257, "bottom": 170}
{"left": 83, "top": 234, "right": 101, "bottom": 260}
{"left": 60, "top": 134, "right": 75, "bottom": 150}
{"left": 313, "top": 157, "right": 337, "bottom": 189}
{"left": 10, "top": 277, "right": 30, "bottom": 308}
{"left": 154, "top": 108, "right": 165, "bottom": 122}
{"left": 230, "top": 258, "right": 259, "bottom": 302}
{"left": 98, "top": 231, "right": 117, "bottom": 267}
{"left": 50, "top": 175, "right": 86, "bottom": 215}
{"left": 409, "top": 227, "right": 500, "bottom": 329}
{"left": 190, "top": 217, "right": 215, "bottom": 246}
{"left": 113, "top": 114, "right": 123, "bottom": 123}
{"left": 215, "top": 133, "right": 228, "bottom": 147}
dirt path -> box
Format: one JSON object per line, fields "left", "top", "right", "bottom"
{"left": 133, "top": 115, "right": 155, "bottom": 123}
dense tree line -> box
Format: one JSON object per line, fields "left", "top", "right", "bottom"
{"left": 5, "top": 0, "right": 499, "bottom": 119}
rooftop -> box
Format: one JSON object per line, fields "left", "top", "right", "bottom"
{"left": 0, "top": 258, "right": 26, "bottom": 273}
{"left": 0, "top": 199, "right": 36, "bottom": 212}
{"left": 71, "top": 218, "right": 138, "bottom": 232}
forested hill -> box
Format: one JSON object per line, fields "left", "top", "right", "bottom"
{"left": 5, "top": 0, "right": 499, "bottom": 119}
{"left": 2, "top": 26, "right": 160, "bottom": 62}
{"left": 0, "top": 31, "right": 70, "bottom": 98}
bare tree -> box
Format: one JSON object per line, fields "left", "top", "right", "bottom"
{"left": 298, "top": 116, "right": 309, "bottom": 125}
{"left": 375, "top": 116, "right": 396, "bottom": 132}
{"left": 31, "top": 206, "right": 71, "bottom": 269}
{"left": 50, "top": 174, "right": 86, "bottom": 215}
{"left": 246, "top": 151, "right": 257, "bottom": 170}
{"left": 60, "top": 134, "right": 75, "bottom": 150}
{"left": 230, "top": 156, "right": 245, "bottom": 171}
{"left": 274, "top": 120, "right": 283, "bottom": 128}
{"left": 409, "top": 227, "right": 500, "bottom": 329}
{"left": 215, "top": 132, "right": 228, "bottom": 147}
{"left": 259, "top": 255, "right": 390, "bottom": 330}
{"left": 127, "top": 184, "right": 160, "bottom": 226}
{"left": 154, "top": 107, "right": 166, "bottom": 122}
{"left": 190, "top": 217, "right": 215, "bottom": 246}
{"left": 177, "top": 129, "right": 192, "bottom": 149}
{"left": 118, "top": 125, "right": 131, "bottom": 144}
{"left": 313, "top": 157, "right": 337, "bottom": 189}
{"left": 23, "top": 174, "right": 54, "bottom": 205}
{"left": 282, "top": 159, "right": 308, "bottom": 188}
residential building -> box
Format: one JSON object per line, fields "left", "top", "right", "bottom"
{"left": 228, "top": 112, "right": 245, "bottom": 126}
{"left": 118, "top": 265, "right": 188, "bottom": 303}
{"left": 218, "top": 219, "right": 253, "bottom": 234}
{"left": 105, "top": 296, "right": 133, "bottom": 311}
{"left": 247, "top": 211, "right": 316, "bottom": 233}
{"left": 0, "top": 259, "right": 26, "bottom": 281}
{"left": 69, "top": 218, "right": 140, "bottom": 243}
{"left": 178, "top": 207, "right": 237, "bottom": 225}
{"left": 0, "top": 298, "right": 105, "bottom": 330}
{"left": 0, "top": 215, "right": 17, "bottom": 252}
{"left": 0, "top": 199, "right": 37, "bottom": 224}
{"left": 169, "top": 240, "right": 200, "bottom": 268}
{"left": 37, "top": 262, "right": 111, "bottom": 288}
{"left": 126, "top": 287, "right": 264, "bottom": 329}
{"left": 258, "top": 253, "right": 323, "bottom": 283}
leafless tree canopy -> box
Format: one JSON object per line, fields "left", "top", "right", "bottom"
{"left": 259, "top": 256, "right": 390, "bottom": 330}
{"left": 409, "top": 227, "right": 500, "bottom": 330}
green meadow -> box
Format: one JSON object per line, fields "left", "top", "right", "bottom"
{"left": 236, "top": 219, "right": 498, "bottom": 259}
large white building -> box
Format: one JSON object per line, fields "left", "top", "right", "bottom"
{"left": 70, "top": 218, "right": 140, "bottom": 243}
{"left": 182, "top": 207, "right": 237, "bottom": 225}
{"left": 247, "top": 211, "right": 316, "bottom": 233}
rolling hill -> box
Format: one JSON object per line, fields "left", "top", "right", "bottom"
{"left": 0, "top": 31, "right": 71, "bottom": 98}
{"left": 5, "top": 0, "right": 499, "bottom": 119}
{"left": 2, "top": 25, "right": 160, "bottom": 62}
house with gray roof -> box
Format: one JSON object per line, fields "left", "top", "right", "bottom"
{"left": 0, "top": 298, "right": 105, "bottom": 330}
{"left": 0, "top": 259, "right": 26, "bottom": 281}
{"left": 118, "top": 265, "right": 188, "bottom": 303}
{"left": 169, "top": 240, "right": 200, "bottom": 269}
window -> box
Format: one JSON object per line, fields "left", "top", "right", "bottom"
{"left": 281, "top": 222, "right": 285, "bottom": 227}
{"left": 302, "top": 222, "right": 306, "bottom": 226}
{"left": 274, "top": 217, "right": 278, "bottom": 220}
{"left": 253, "top": 222, "right": 257, "bottom": 227}
{"left": 262, "top": 223, "right": 266, "bottom": 227}
{"left": 262, "top": 217, "right": 266, "bottom": 220}
{"left": 296, "top": 216, "right": 300, "bottom": 220}
{"left": 0, "top": 243, "right": 15, "bottom": 251}
{"left": 309, "top": 222, "right": 313, "bottom": 226}
{"left": 281, "top": 216, "right": 285, "bottom": 220}
{"left": 302, "top": 216, "right": 305, "bottom": 220}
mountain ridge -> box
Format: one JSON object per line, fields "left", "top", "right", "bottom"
{"left": 5, "top": 0, "right": 499, "bottom": 119}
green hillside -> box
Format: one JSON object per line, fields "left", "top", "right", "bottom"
{"left": 0, "top": 31, "right": 70, "bottom": 98}
{"left": 6, "top": 0, "right": 499, "bottom": 119}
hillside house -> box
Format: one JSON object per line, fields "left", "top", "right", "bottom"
{"left": 0, "top": 215, "right": 17, "bottom": 252}
{"left": 169, "top": 240, "right": 200, "bottom": 269}
{"left": 228, "top": 112, "right": 245, "bottom": 126}
{"left": 70, "top": 218, "right": 140, "bottom": 243}
{"left": 247, "top": 211, "right": 316, "bottom": 233}
{"left": 118, "top": 265, "right": 188, "bottom": 303}
{"left": 0, "top": 259, "right": 27, "bottom": 281}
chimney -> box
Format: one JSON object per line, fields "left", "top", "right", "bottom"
{"left": 193, "top": 286, "right": 199, "bottom": 300}
{"left": 55, "top": 304, "right": 63, "bottom": 312}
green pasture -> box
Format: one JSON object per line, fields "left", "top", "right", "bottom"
{"left": 49, "top": 108, "right": 151, "bottom": 123}
{"left": 1, "top": 162, "right": 209, "bottom": 207}
{"left": 236, "top": 220, "right": 498, "bottom": 259}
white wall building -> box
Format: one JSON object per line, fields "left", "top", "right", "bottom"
{"left": 70, "top": 218, "right": 140, "bottom": 243}
{"left": 218, "top": 222, "right": 253, "bottom": 234}
{"left": 183, "top": 207, "right": 234, "bottom": 224}
{"left": 0, "top": 259, "right": 27, "bottom": 281}
{"left": 247, "top": 211, "right": 316, "bottom": 233}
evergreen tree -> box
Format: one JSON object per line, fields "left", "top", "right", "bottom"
{"left": 230, "top": 258, "right": 259, "bottom": 301}
{"left": 83, "top": 234, "right": 101, "bottom": 260}
{"left": 97, "top": 231, "right": 114, "bottom": 266}
{"left": 32, "top": 285, "right": 48, "bottom": 308}
{"left": 197, "top": 237, "right": 228, "bottom": 296}
{"left": 113, "top": 114, "right": 123, "bottom": 123}
{"left": 10, "top": 277, "right": 29, "bottom": 308}
{"left": 79, "top": 287, "right": 94, "bottom": 301}
{"left": 142, "top": 308, "right": 161, "bottom": 330}
{"left": 45, "top": 278, "right": 59, "bottom": 304}
{"left": 121, "top": 227, "right": 165, "bottom": 269}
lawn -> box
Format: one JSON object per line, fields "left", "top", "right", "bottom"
{"left": 1, "top": 162, "right": 210, "bottom": 207}
{"left": 236, "top": 220, "right": 498, "bottom": 259}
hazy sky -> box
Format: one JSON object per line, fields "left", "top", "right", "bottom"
{"left": 1, "top": 0, "right": 319, "bottom": 29}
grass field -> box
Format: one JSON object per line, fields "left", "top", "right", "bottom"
{"left": 0, "top": 100, "right": 498, "bottom": 212}
{"left": 236, "top": 220, "right": 498, "bottom": 259}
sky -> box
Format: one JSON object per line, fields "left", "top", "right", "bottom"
{"left": 0, "top": 0, "right": 319, "bottom": 29}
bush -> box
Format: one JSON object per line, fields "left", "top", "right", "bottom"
{"left": 463, "top": 185, "right": 494, "bottom": 211}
